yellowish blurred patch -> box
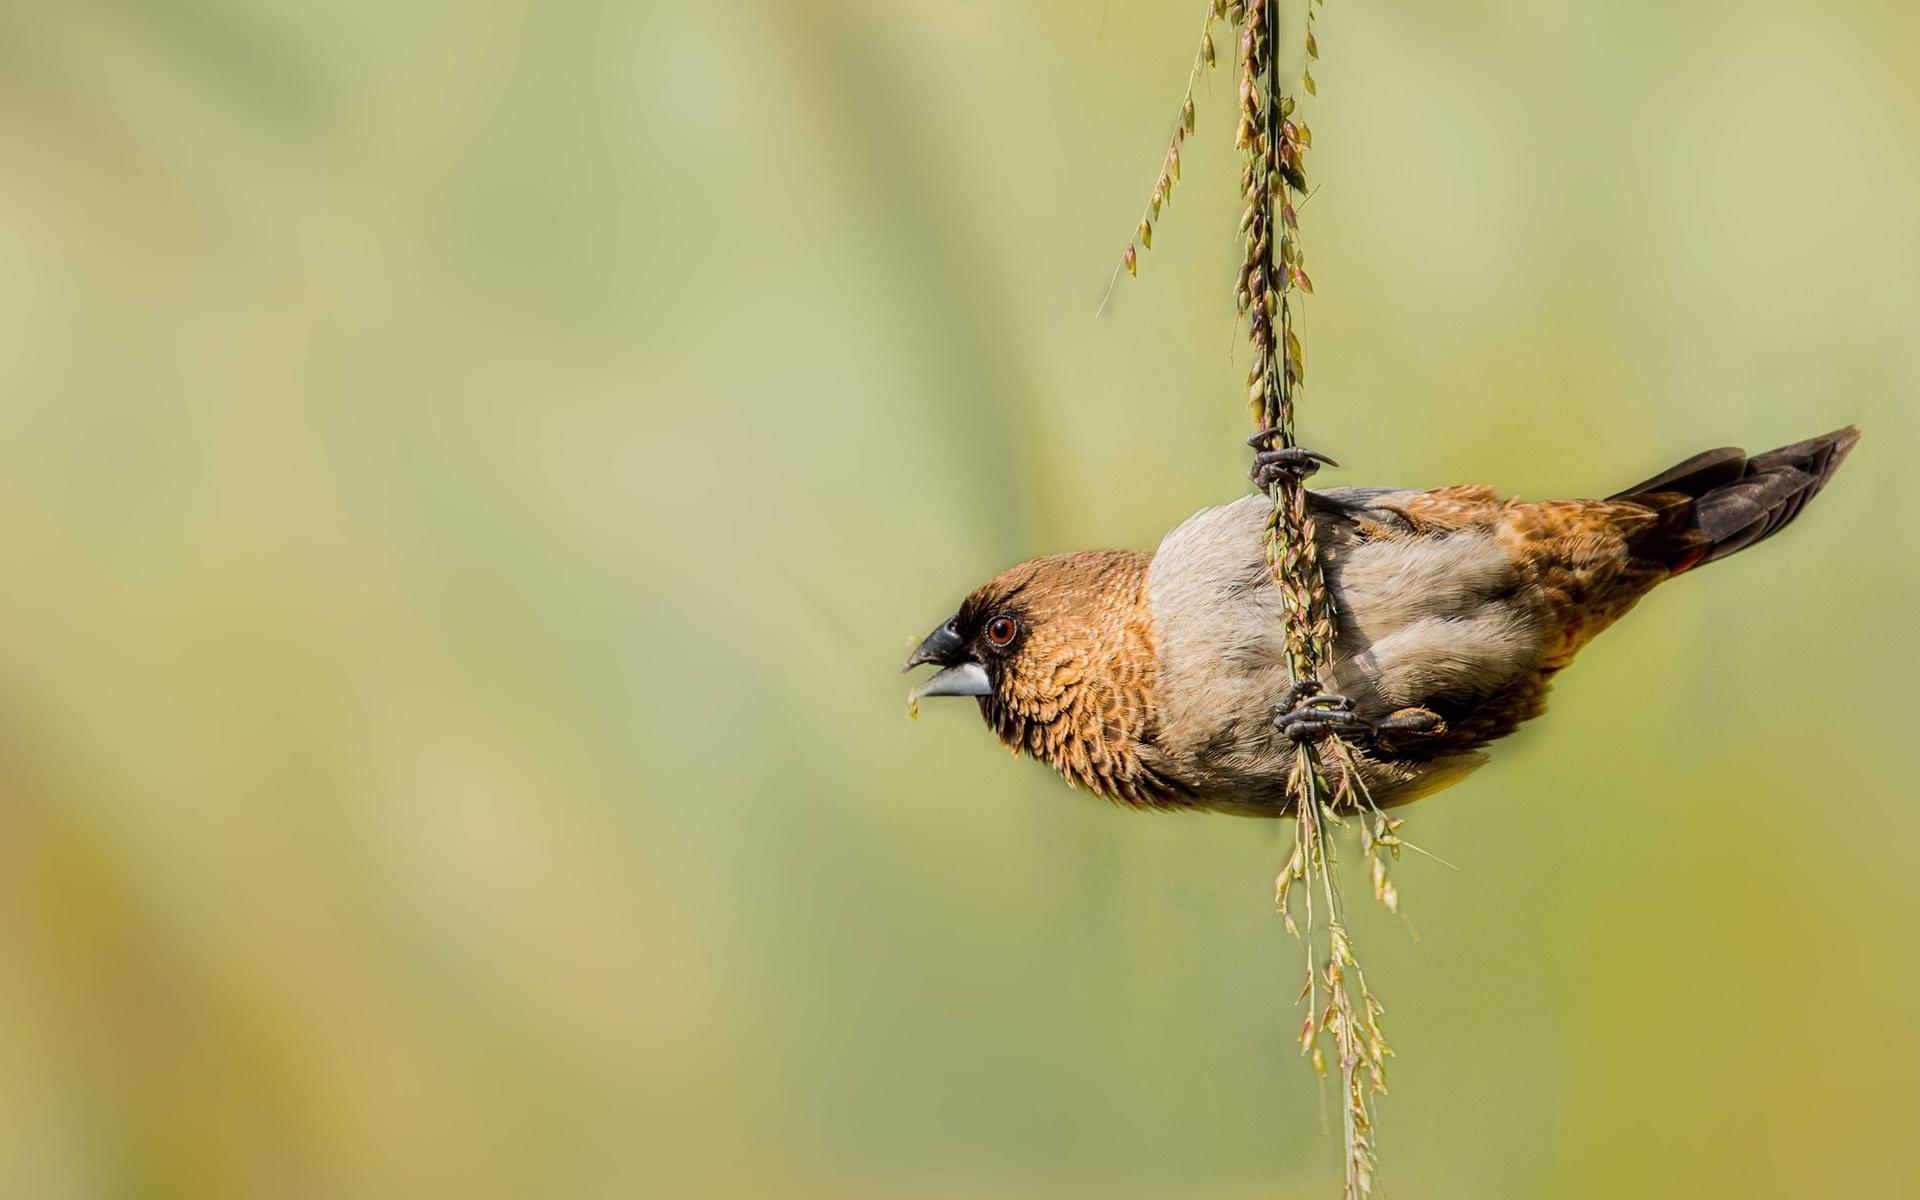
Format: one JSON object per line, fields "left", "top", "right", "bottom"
{"left": 0, "top": 0, "right": 1915, "bottom": 1196}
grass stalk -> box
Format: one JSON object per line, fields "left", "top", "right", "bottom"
{"left": 1110, "top": 3, "right": 1405, "bottom": 1194}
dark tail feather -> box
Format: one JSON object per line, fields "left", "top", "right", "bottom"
{"left": 1613, "top": 426, "right": 1860, "bottom": 570}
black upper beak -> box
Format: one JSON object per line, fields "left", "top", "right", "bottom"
{"left": 903, "top": 613, "right": 992, "bottom": 700}
{"left": 904, "top": 615, "right": 966, "bottom": 672}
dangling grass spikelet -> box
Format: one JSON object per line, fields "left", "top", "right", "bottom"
{"left": 1108, "top": 2, "right": 1412, "bottom": 1196}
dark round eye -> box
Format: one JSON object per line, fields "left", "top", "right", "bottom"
{"left": 985, "top": 615, "right": 1018, "bottom": 647}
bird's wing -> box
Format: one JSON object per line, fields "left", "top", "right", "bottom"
{"left": 1321, "top": 487, "right": 1540, "bottom": 718}
{"left": 1327, "top": 485, "right": 1691, "bottom": 749}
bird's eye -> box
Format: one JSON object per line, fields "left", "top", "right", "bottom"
{"left": 985, "top": 615, "right": 1018, "bottom": 647}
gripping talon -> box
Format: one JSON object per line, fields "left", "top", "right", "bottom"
{"left": 1300, "top": 693, "right": 1353, "bottom": 711}
{"left": 1247, "top": 430, "right": 1339, "bottom": 462}
{"left": 1273, "top": 700, "right": 1370, "bottom": 743}
{"left": 1249, "top": 443, "right": 1339, "bottom": 491}
{"left": 1273, "top": 679, "right": 1322, "bottom": 713}
{"left": 1272, "top": 692, "right": 1444, "bottom": 746}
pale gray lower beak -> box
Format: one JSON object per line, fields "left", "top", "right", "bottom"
{"left": 909, "top": 661, "right": 991, "bottom": 700}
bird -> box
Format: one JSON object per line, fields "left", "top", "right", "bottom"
{"left": 903, "top": 427, "right": 1859, "bottom": 816}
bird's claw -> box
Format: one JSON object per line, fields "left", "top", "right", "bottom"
{"left": 1272, "top": 690, "right": 1443, "bottom": 746}
{"left": 1272, "top": 691, "right": 1362, "bottom": 743}
{"left": 1246, "top": 431, "right": 1338, "bottom": 492}
{"left": 1271, "top": 679, "right": 1322, "bottom": 713}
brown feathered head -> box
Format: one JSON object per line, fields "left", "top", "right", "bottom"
{"left": 904, "top": 549, "right": 1176, "bottom": 805}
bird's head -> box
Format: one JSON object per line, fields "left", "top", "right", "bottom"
{"left": 904, "top": 549, "right": 1170, "bottom": 804}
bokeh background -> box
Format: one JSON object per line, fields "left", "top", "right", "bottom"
{"left": 3, "top": 1, "right": 1917, "bottom": 1196}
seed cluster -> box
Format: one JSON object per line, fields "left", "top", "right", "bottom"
{"left": 1105, "top": 3, "right": 1407, "bottom": 1196}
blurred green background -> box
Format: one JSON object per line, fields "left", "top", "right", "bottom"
{"left": 2, "top": 1, "right": 1916, "bottom": 1196}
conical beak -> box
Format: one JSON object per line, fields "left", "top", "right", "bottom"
{"left": 903, "top": 617, "right": 965, "bottom": 672}
{"left": 903, "top": 615, "right": 992, "bottom": 700}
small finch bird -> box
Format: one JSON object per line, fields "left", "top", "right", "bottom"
{"left": 905, "top": 428, "right": 1859, "bottom": 815}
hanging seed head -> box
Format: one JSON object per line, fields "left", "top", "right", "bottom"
{"left": 1107, "top": 4, "right": 1398, "bottom": 1192}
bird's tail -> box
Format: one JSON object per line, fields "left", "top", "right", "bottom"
{"left": 1613, "top": 426, "right": 1860, "bottom": 571}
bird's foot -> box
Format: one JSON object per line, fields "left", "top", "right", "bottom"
{"left": 1272, "top": 687, "right": 1444, "bottom": 746}
{"left": 1247, "top": 430, "right": 1338, "bottom": 492}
